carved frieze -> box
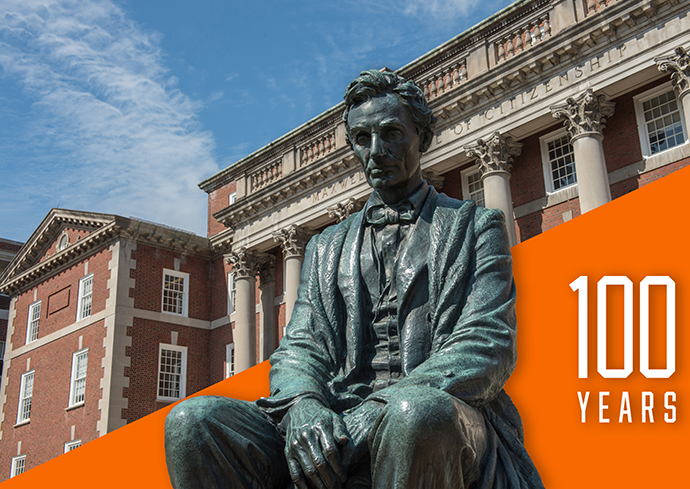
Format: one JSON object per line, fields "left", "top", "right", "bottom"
{"left": 550, "top": 89, "right": 615, "bottom": 139}
{"left": 655, "top": 46, "right": 690, "bottom": 96}
{"left": 464, "top": 132, "right": 522, "bottom": 176}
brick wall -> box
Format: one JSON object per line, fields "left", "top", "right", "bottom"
{"left": 130, "top": 244, "right": 211, "bottom": 321}
{"left": 0, "top": 321, "right": 106, "bottom": 479}
{"left": 11, "top": 247, "right": 111, "bottom": 346}
{"left": 123, "top": 318, "right": 210, "bottom": 423}
{"left": 209, "top": 324, "right": 233, "bottom": 385}
{"left": 208, "top": 181, "right": 236, "bottom": 237}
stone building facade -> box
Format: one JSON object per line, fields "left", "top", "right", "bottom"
{"left": 2, "top": 0, "right": 690, "bottom": 479}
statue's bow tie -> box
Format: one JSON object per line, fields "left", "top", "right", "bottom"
{"left": 365, "top": 201, "right": 415, "bottom": 227}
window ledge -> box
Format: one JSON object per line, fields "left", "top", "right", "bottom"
{"left": 156, "top": 397, "right": 181, "bottom": 404}
{"left": 13, "top": 420, "right": 30, "bottom": 428}
{"left": 65, "top": 402, "right": 84, "bottom": 412}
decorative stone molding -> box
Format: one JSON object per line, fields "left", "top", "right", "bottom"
{"left": 327, "top": 198, "right": 364, "bottom": 223}
{"left": 550, "top": 89, "right": 615, "bottom": 139}
{"left": 273, "top": 225, "right": 310, "bottom": 258}
{"left": 251, "top": 159, "right": 282, "bottom": 192}
{"left": 655, "top": 46, "right": 690, "bottom": 96}
{"left": 496, "top": 13, "right": 551, "bottom": 63}
{"left": 225, "top": 248, "right": 262, "bottom": 279}
{"left": 464, "top": 132, "right": 522, "bottom": 176}
{"left": 300, "top": 130, "right": 336, "bottom": 167}
{"left": 258, "top": 254, "right": 277, "bottom": 285}
{"left": 422, "top": 170, "right": 445, "bottom": 190}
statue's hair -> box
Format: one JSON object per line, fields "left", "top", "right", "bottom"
{"left": 343, "top": 70, "right": 436, "bottom": 152}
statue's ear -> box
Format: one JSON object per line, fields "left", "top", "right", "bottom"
{"left": 419, "top": 130, "right": 433, "bottom": 153}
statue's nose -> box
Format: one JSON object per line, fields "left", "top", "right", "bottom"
{"left": 370, "top": 133, "right": 386, "bottom": 159}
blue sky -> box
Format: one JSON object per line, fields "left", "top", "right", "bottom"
{"left": 0, "top": 0, "right": 513, "bottom": 242}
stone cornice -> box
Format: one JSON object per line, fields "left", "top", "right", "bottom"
{"left": 0, "top": 211, "right": 212, "bottom": 296}
{"left": 213, "top": 148, "right": 359, "bottom": 228}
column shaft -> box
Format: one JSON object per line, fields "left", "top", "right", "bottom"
{"left": 482, "top": 172, "right": 517, "bottom": 246}
{"left": 259, "top": 281, "right": 276, "bottom": 361}
{"left": 571, "top": 133, "right": 611, "bottom": 213}
{"left": 234, "top": 275, "right": 256, "bottom": 372}
{"left": 679, "top": 91, "right": 690, "bottom": 140}
{"left": 284, "top": 255, "right": 303, "bottom": 325}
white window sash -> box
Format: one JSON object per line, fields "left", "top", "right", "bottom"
{"left": 26, "top": 301, "right": 41, "bottom": 344}
{"left": 64, "top": 440, "right": 82, "bottom": 453}
{"left": 539, "top": 128, "right": 577, "bottom": 194}
{"left": 634, "top": 82, "right": 688, "bottom": 157}
{"left": 225, "top": 343, "right": 235, "bottom": 378}
{"left": 17, "top": 370, "right": 34, "bottom": 424}
{"left": 10, "top": 455, "right": 26, "bottom": 478}
{"left": 162, "top": 269, "right": 189, "bottom": 317}
{"left": 77, "top": 274, "right": 94, "bottom": 321}
{"left": 157, "top": 344, "right": 187, "bottom": 401}
{"left": 228, "top": 272, "right": 236, "bottom": 315}
{"left": 68, "top": 349, "right": 88, "bottom": 407}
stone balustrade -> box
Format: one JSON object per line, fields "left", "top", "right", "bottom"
{"left": 419, "top": 61, "right": 467, "bottom": 101}
{"left": 251, "top": 159, "right": 282, "bottom": 191}
{"left": 585, "top": 0, "right": 617, "bottom": 16}
{"left": 300, "top": 130, "right": 336, "bottom": 167}
{"left": 496, "top": 13, "right": 551, "bottom": 63}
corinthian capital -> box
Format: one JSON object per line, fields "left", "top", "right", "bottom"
{"left": 464, "top": 132, "right": 522, "bottom": 176}
{"left": 655, "top": 46, "right": 690, "bottom": 96}
{"left": 550, "top": 89, "right": 615, "bottom": 138}
{"left": 327, "top": 198, "right": 363, "bottom": 223}
{"left": 258, "top": 254, "right": 277, "bottom": 285}
{"left": 225, "top": 248, "right": 262, "bottom": 279}
{"left": 273, "top": 225, "right": 310, "bottom": 258}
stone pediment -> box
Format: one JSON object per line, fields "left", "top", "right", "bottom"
{"left": 0, "top": 209, "right": 213, "bottom": 295}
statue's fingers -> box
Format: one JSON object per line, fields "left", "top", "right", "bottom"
{"left": 314, "top": 423, "right": 347, "bottom": 484}
{"left": 331, "top": 415, "right": 350, "bottom": 445}
{"left": 287, "top": 457, "right": 309, "bottom": 489}
{"left": 296, "top": 432, "right": 329, "bottom": 489}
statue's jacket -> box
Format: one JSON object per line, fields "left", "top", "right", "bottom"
{"left": 258, "top": 188, "right": 544, "bottom": 488}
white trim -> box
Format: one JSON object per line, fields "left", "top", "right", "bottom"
{"left": 157, "top": 343, "right": 187, "bottom": 402}
{"left": 225, "top": 343, "right": 235, "bottom": 378}
{"left": 16, "top": 370, "right": 34, "bottom": 424}
{"left": 634, "top": 81, "right": 688, "bottom": 158}
{"left": 26, "top": 301, "right": 41, "bottom": 344}
{"left": 64, "top": 440, "right": 81, "bottom": 453}
{"left": 227, "top": 272, "right": 236, "bottom": 315}
{"left": 162, "top": 269, "right": 189, "bottom": 317}
{"left": 68, "top": 348, "right": 88, "bottom": 407}
{"left": 10, "top": 455, "right": 25, "bottom": 478}
{"left": 57, "top": 232, "right": 69, "bottom": 251}
{"left": 460, "top": 165, "right": 485, "bottom": 206}
{"left": 539, "top": 128, "right": 577, "bottom": 194}
{"left": 76, "top": 273, "right": 94, "bottom": 322}
{"left": 228, "top": 191, "right": 237, "bottom": 205}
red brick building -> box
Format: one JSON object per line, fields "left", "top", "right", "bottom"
{"left": 2, "top": 0, "right": 690, "bottom": 479}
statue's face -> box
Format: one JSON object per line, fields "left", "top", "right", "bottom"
{"left": 347, "top": 93, "right": 423, "bottom": 200}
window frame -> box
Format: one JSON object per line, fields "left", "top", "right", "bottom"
{"left": 460, "top": 165, "right": 486, "bottom": 207}
{"left": 10, "top": 455, "right": 25, "bottom": 478}
{"left": 227, "top": 272, "right": 236, "bottom": 315}
{"left": 228, "top": 191, "right": 237, "bottom": 205}
{"left": 64, "top": 440, "right": 82, "bottom": 453}
{"left": 57, "top": 233, "right": 69, "bottom": 251}
{"left": 157, "top": 343, "right": 188, "bottom": 402}
{"left": 225, "top": 343, "right": 235, "bottom": 378}
{"left": 540, "top": 128, "right": 577, "bottom": 194}
{"left": 26, "top": 301, "right": 41, "bottom": 344}
{"left": 16, "top": 370, "right": 34, "bottom": 425}
{"left": 161, "top": 269, "right": 189, "bottom": 317}
{"left": 634, "top": 82, "right": 688, "bottom": 157}
{"left": 68, "top": 348, "right": 89, "bottom": 407}
{"left": 76, "top": 273, "right": 94, "bottom": 322}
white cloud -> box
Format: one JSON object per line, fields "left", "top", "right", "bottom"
{"left": 0, "top": 0, "right": 219, "bottom": 236}
{"left": 402, "top": 0, "right": 483, "bottom": 19}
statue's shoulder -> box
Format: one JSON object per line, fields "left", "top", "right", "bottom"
{"left": 432, "top": 193, "right": 504, "bottom": 223}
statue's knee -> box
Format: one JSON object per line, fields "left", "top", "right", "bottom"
{"left": 165, "top": 397, "right": 214, "bottom": 443}
{"left": 384, "top": 386, "right": 456, "bottom": 434}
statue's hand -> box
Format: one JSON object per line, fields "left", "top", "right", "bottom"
{"left": 284, "top": 398, "right": 350, "bottom": 489}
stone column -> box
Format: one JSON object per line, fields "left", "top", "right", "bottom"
{"left": 550, "top": 89, "right": 615, "bottom": 214}
{"left": 273, "top": 225, "right": 310, "bottom": 325}
{"left": 464, "top": 132, "right": 522, "bottom": 247}
{"left": 327, "top": 198, "right": 364, "bottom": 223}
{"left": 655, "top": 46, "right": 690, "bottom": 137}
{"left": 258, "top": 255, "right": 276, "bottom": 361}
{"left": 225, "top": 248, "right": 261, "bottom": 373}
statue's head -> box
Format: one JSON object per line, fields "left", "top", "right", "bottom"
{"left": 343, "top": 70, "right": 436, "bottom": 202}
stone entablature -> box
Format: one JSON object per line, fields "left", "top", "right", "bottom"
{"left": 201, "top": 0, "right": 689, "bottom": 252}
